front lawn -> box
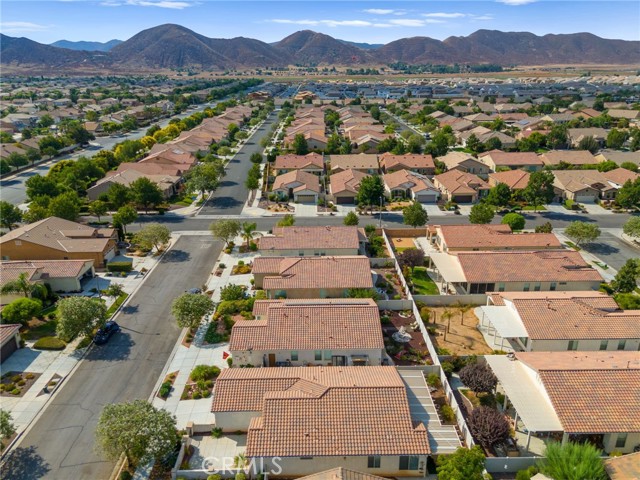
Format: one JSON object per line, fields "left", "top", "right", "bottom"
{"left": 21, "top": 318, "right": 58, "bottom": 341}
{"left": 106, "top": 293, "right": 129, "bottom": 316}
{"left": 521, "top": 205, "right": 546, "bottom": 211}
{"left": 411, "top": 267, "right": 440, "bottom": 295}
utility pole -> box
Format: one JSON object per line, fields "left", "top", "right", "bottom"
{"left": 379, "top": 196, "right": 383, "bottom": 229}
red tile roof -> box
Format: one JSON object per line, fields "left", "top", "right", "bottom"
{"left": 258, "top": 226, "right": 360, "bottom": 252}
{"left": 437, "top": 224, "right": 561, "bottom": 250}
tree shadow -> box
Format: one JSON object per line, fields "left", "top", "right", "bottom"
{"left": 540, "top": 211, "right": 597, "bottom": 223}
{"left": 86, "top": 331, "right": 134, "bottom": 362}
{"left": 583, "top": 242, "right": 620, "bottom": 255}
{"left": 162, "top": 249, "right": 191, "bottom": 263}
{"left": 120, "top": 303, "right": 139, "bottom": 315}
{"left": 2, "top": 446, "right": 51, "bottom": 479}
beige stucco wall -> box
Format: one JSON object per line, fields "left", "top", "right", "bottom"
{"left": 259, "top": 248, "right": 359, "bottom": 257}
{"left": 1, "top": 239, "right": 115, "bottom": 269}
{"left": 230, "top": 348, "right": 384, "bottom": 367}
{"left": 602, "top": 432, "right": 640, "bottom": 454}
{"left": 215, "top": 411, "right": 259, "bottom": 432}
{"left": 266, "top": 287, "right": 349, "bottom": 299}
{"left": 529, "top": 338, "right": 640, "bottom": 352}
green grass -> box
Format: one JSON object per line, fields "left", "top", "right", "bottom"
{"left": 106, "top": 293, "right": 129, "bottom": 317}
{"left": 411, "top": 267, "right": 440, "bottom": 295}
{"left": 33, "top": 336, "right": 66, "bottom": 350}
{"left": 565, "top": 241, "right": 581, "bottom": 251}
{"left": 521, "top": 205, "right": 546, "bottom": 211}
{"left": 22, "top": 319, "right": 58, "bottom": 341}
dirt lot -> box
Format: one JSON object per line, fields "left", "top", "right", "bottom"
{"left": 422, "top": 306, "right": 493, "bottom": 355}
{"left": 390, "top": 237, "right": 418, "bottom": 251}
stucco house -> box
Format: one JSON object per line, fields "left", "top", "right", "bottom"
{"left": 258, "top": 226, "right": 364, "bottom": 257}
{"left": 383, "top": 170, "right": 440, "bottom": 203}
{"left": 329, "top": 154, "right": 379, "bottom": 175}
{"left": 437, "top": 152, "right": 490, "bottom": 177}
{"left": 0, "top": 324, "right": 22, "bottom": 363}
{"left": 427, "top": 224, "right": 561, "bottom": 252}
{"left": 272, "top": 170, "right": 321, "bottom": 204}
{"left": 329, "top": 169, "right": 370, "bottom": 205}
{"left": 488, "top": 170, "right": 531, "bottom": 191}
{"left": 540, "top": 150, "right": 598, "bottom": 168}
{"left": 379, "top": 153, "right": 435, "bottom": 175}
{"left": 230, "top": 299, "right": 385, "bottom": 367}
{"left": 479, "top": 150, "right": 544, "bottom": 172}
{"left": 433, "top": 170, "right": 490, "bottom": 203}
{"left": 273, "top": 153, "right": 324, "bottom": 177}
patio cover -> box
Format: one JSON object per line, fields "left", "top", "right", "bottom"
{"left": 479, "top": 306, "right": 528, "bottom": 338}
{"left": 429, "top": 253, "right": 467, "bottom": 283}
{"left": 486, "top": 355, "right": 563, "bottom": 432}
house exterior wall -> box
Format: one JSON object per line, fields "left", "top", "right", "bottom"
{"left": 230, "top": 348, "right": 384, "bottom": 367}
{"left": 259, "top": 248, "right": 359, "bottom": 257}
{"left": 529, "top": 338, "right": 640, "bottom": 352}
{"left": 266, "top": 287, "right": 350, "bottom": 299}
{"left": 215, "top": 411, "right": 260, "bottom": 432}
{"left": 602, "top": 432, "right": 640, "bottom": 454}
{"left": 0, "top": 240, "right": 116, "bottom": 269}
{"left": 465, "top": 280, "right": 601, "bottom": 294}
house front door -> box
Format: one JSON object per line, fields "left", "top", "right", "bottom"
{"left": 268, "top": 354, "right": 276, "bottom": 367}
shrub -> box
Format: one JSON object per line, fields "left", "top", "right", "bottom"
{"left": 468, "top": 406, "right": 511, "bottom": 449}
{"left": 25, "top": 373, "right": 34, "bottom": 380}
{"left": 190, "top": 365, "right": 221, "bottom": 382}
{"left": 459, "top": 362, "right": 498, "bottom": 394}
{"left": 10, "top": 389, "right": 20, "bottom": 395}
{"left": 227, "top": 357, "right": 233, "bottom": 367}
{"left": 106, "top": 261, "right": 133, "bottom": 273}
{"left": 427, "top": 373, "right": 441, "bottom": 388}
{"left": 33, "top": 336, "right": 66, "bottom": 350}
{"left": 120, "top": 471, "right": 133, "bottom": 480}
{"left": 516, "top": 466, "right": 538, "bottom": 480}
{"left": 440, "top": 405, "right": 455, "bottom": 422}
{"left": 502, "top": 212, "right": 526, "bottom": 231}
{"left": 11, "top": 375, "right": 21, "bottom": 383}
{"left": 235, "top": 473, "right": 247, "bottom": 480}
{"left": 436, "top": 347, "right": 451, "bottom": 355}
{"left": 17, "top": 380, "right": 25, "bottom": 386}
{"left": 441, "top": 361, "right": 454, "bottom": 377}
{"left": 208, "top": 473, "right": 223, "bottom": 480}
{"left": 159, "top": 381, "right": 172, "bottom": 398}
{"left": 218, "top": 263, "right": 226, "bottom": 269}
{"left": 219, "top": 284, "right": 246, "bottom": 301}
{"left": 192, "top": 391, "right": 202, "bottom": 400}
{"left": 204, "top": 324, "right": 228, "bottom": 344}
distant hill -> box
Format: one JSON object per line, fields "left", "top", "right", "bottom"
{"left": 2, "top": 25, "right": 639, "bottom": 72}
{"left": 339, "top": 40, "right": 384, "bottom": 50}
{"left": 51, "top": 39, "right": 122, "bottom": 52}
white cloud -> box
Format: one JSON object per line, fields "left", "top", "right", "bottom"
{"left": 497, "top": 0, "right": 537, "bottom": 5}
{"left": 0, "top": 21, "right": 51, "bottom": 33}
{"left": 474, "top": 15, "right": 495, "bottom": 20}
{"left": 268, "top": 16, "right": 449, "bottom": 28}
{"left": 363, "top": 9, "right": 394, "bottom": 15}
{"left": 101, "top": 0, "right": 195, "bottom": 8}
{"left": 423, "top": 12, "right": 468, "bottom": 18}
{"left": 388, "top": 19, "right": 428, "bottom": 27}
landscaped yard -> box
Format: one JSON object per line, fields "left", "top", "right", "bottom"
{"left": 411, "top": 267, "right": 439, "bottom": 295}
{"left": 389, "top": 236, "right": 417, "bottom": 254}
{"left": 422, "top": 306, "right": 493, "bottom": 356}
{"left": 21, "top": 318, "right": 58, "bottom": 341}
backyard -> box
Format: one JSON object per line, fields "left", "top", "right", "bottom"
{"left": 410, "top": 267, "right": 439, "bottom": 295}
{"left": 380, "top": 309, "right": 432, "bottom": 366}
{"left": 422, "top": 306, "right": 493, "bottom": 355}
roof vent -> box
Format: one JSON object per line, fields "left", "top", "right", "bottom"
{"left": 507, "top": 352, "right": 516, "bottom": 361}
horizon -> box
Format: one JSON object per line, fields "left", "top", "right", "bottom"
{"left": 1, "top": 0, "right": 639, "bottom": 45}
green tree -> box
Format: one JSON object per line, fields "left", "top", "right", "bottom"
{"left": 469, "top": 203, "right": 495, "bottom": 224}
{"left": 466, "top": 134, "right": 482, "bottom": 154}
{"left": 88, "top": 200, "right": 108, "bottom": 221}
{"left": 0, "top": 159, "right": 10, "bottom": 175}
{"left": 623, "top": 216, "right": 640, "bottom": 240}
{"left": 112, "top": 205, "right": 138, "bottom": 234}
{"left": 240, "top": 222, "right": 258, "bottom": 247}
{"left": 565, "top": 221, "right": 601, "bottom": 247}
{"left": 547, "top": 125, "right": 568, "bottom": 149}
{"left": 1, "top": 272, "right": 46, "bottom": 298}
{"left": 606, "top": 128, "right": 628, "bottom": 149}
{"left": 227, "top": 123, "right": 239, "bottom": 141}
{"left": 611, "top": 259, "right": 639, "bottom": 294}
{"left": 425, "top": 128, "right": 455, "bottom": 157}
{"left": 103, "top": 283, "right": 125, "bottom": 301}
{"left": 209, "top": 219, "right": 241, "bottom": 247}
{"left": 219, "top": 284, "right": 247, "bottom": 301}
{"left": 343, "top": 211, "right": 359, "bottom": 226}
{"left": 23, "top": 200, "right": 50, "bottom": 224}
{"left": 292, "top": 133, "right": 309, "bottom": 155}
{"left": 437, "top": 445, "right": 486, "bottom": 480}
{"left": 356, "top": 175, "right": 385, "bottom": 212}
{"left": 620, "top": 161, "right": 638, "bottom": 173}
{"left": 0, "top": 201, "right": 22, "bottom": 230}
{"left": 616, "top": 178, "right": 640, "bottom": 209}
{"left": 95, "top": 399, "right": 177, "bottom": 465}
{"left": 107, "top": 183, "right": 130, "bottom": 209}
{"left": 0, "top": 409, "right": 16, "bottom": 440}
{"left": 171, "top": 293, "right": 215, "bottom": 329}
{"left": 130, "top": 177, "right": 164, "bottom": 213}
{"left": 134, "top": 223, "right": 171, "bottom": 252}
{"left": 37, "top": 114, "right": 54, "bottom": 128}
{"left": 535, "top": 221, "right": 553, "bottom": 233}
{"left": 577, "top": 135, "right": 599, "bottom": 153}
{"left": 402, "top": 201, "right": 429, "bottom": 227}
{"left": 185, "top": 162, "right": 222, "bottom": 197}
{"left": 277, "top": 214, "right": 295, "bottom": 227}
{"left": 502, "top": 212, "right": 526, "bottom": 230}
{"left": 523, "top": 170, "right": 555, "bottom": 211}
{"left": 485, "top": 183, "right": 512, "bottom": 207}
{"left": 538, "top": 442, "right": 606, "bottom": 480}
{"left": 596, "top": 160, "right": 618, "bottom": 172}
{"left": 6, "top": 153, "right": 28, "bottom": 169}
{"left": 407, "top": 133, "right": 425, "bottom": 154}
{"left": 57, "top": 296, "right": 107, "bottom": 341}
{"left": 48, "top": 191, "right": 81, "bottom": 221}
{"left": 250, "top": 152, "right": 263, "bottom": 164}
{"left": 26, "top": 148, "right": 41, "bottom": 166}
{"left": 1, "top": 298, "right": 42, "bottom": 326}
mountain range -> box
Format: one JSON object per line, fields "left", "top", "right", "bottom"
{"left": 50, "top": 39, "right": 123, "bottom": 52}
{"left": 2, "top": 23, "right": 639, "bottom": 72}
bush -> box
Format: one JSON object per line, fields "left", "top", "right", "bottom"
{"left": 227, "top": 357, "right": 233, "bottom": 367}
{"left": 11, "top": 375, "right": 22, "bottom": 383}
{"left": 440, "top": 405, "right": 455, "bottom": 422}
{"left": 441, "top": 361, "right": 454, "bottom": 377}
{"left": 427, "top": 373, "right": 441, "bottom": 388}
{"left": 502, "top": 213, "right": 526, "bottom": 231}
{"left": 10, "top": 389, "right": 20, "bottom": 395}
{"left": 516, "top": 466, "right": 538, "bottom": 480}
{"left": 120, "top": 471, "right": 133, "bottom": 480}
{"left": 468, "top": 406, "right": 511, "bottom": 449}
{"left": 33, "top": 336, "right": 66, "bottom": 350}
{"left": 159, "top": 381, "right": 172, "bottom": 398}
{"left": 208, "top": 473, "right": 223, "bottom": 480}
{"left": 236, "top": 473, "right": 247, "bottom": 480}
{"left": 219, "top": 284, "right": 246, "bottom": 301}
{"left": 106, "top": 261, "right": 133, "bottom": 273}
{"left": 190, "top": 365, "right": 221, "bottom": 382}
{"left": 459, "top": 362, "right": 498, "bottom": 394}
{"left": 192, "top": 391, "right": 202, "bottom": 400}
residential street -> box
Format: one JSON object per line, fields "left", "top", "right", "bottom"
{"left": 2, "top": 235, "right": 222, "bottom": 480}
{"left": 197, "top": 111, "right": 278, "bottom": 215}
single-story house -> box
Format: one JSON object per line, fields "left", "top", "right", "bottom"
{"left": 329, "top": 169, "right": 370, "bottom": 205}
{"left": 479, "top": 291, "right": 640, "bottom": 352}
{"left": 87, "top": 169, "right": 181, "bottom": 201}
{"left": 488, "top": 169, "right": 531, "bottom": 191}
{"left": 540, "top": 150, "right": 599, "bottom": 168}
{"left": 595, "top": 150, "right": 640, "bottom": 168}
{"left": 428, "top": 250, "right": 603, "bottom": 294}
{"left": 552, "top": 169, "right": 638, "bottom": 203}
{"left": 0, "top": 324, "right": 22, "bottom": 363}
{"left": 0, "top": 217, "right": 117, "bottom": 269}
{"left": 607, "top": 109, "right": 640, "bottom": 121}
{"left": 433, "top": 170, "right": 490, "bottom": 203}
{"left": 383, "top": 169, "right": 440, "bottom": 203}
{"left": 486, "top": 351, "right": 640, "bottom": 455}
{"left": 427, "top": 224, "right": 561, "bottom": 252}
{"left": 567, "top": 128, "right": 608, "bottom": 148}
{"left": 272, "top": 170, "right": 321, "bottom": 204}
{"left": 211, "top": 366, "right": 431, "bottom": 476}
{"left": 437, "top": 152, "right": 490, "bottom": 177}
{"left": 604, "top": 452, "right": 640, "bottom": 480}
{"left": 0, "top": 259, "right": 95, "bottom": 297}
{"left": 379, "top": 153, "right": 435, "bottom": 175}
{"left": 297, "top": 469, "right": 387, "bottom": 480}
{"left": 258, "top": 226, "right": 364, "bottom": 257}
{"left": 230, "top": 298, "right": 384, "bottom": 367}
{"left": 273, "top": 153, "right": 324, "bottom": 177}
{"left": 479, "top": 150, "right": 544, "bottom": 172}
{"left": 252, "top": 256, "right": 374, "bottom": 299}
{"left": 329, "top": 154, "right": 379, "bottom": 175}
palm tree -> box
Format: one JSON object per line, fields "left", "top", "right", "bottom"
{"left": 241, "top": 222, "right": 259, "bottom": 247}
{"left": 442, "top": 309, "right": 454, "bottom": 342}
{"left": 1, "top": 272, "right": 47, "bottom": 299}
{"left": 456, "top": 303, "right": 473, "bottom": 327}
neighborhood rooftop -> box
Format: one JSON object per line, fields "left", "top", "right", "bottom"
{"left": 258, "top": 226, "right": 361, "bottom": 251}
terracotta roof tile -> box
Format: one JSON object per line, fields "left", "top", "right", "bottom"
{"left": 272, "top": 170, "right": 321, "bottom": 193}
{"left": 380, "top": 153, "right": 435, "bottom": 171}
{"left": 274, "top": 153, "right": 324, "bottom": 171}
{"left": 298, "top": 468, "right": 388, "bottom": 480}
{"left": 330, "top": 169, "right": 369, "bottom": 195}
{"left": 488, "top": 170, "right": 531, "bottom": 190}
{"left": 437, "top": 225, "right": 561, "bottom": 250}
{"left": 258, "top": 226, "right": 360, "bottom": 252}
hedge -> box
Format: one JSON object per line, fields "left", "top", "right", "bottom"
{"left": 106, "top": 261, "right": 133, "bottom": 273}
{"left": 33, "top": 336, "right": 67, "bottom": 350}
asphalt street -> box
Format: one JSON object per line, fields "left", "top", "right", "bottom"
{"left": 197, "top": 112, "right": 278, "bottom": 215}
{"left": 580, "top": 231, "right": 640, "bottom": 271}
{"left": 2, "top": 235, "right": 222, "bottom": 480}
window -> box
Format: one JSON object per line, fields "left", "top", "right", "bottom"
{"left": 367, "top": 456, "right": 381, "bottom": 468}
{"left": 323, "top": 350, "right": 332, "bottom": 360}
{"left": 498, "top": 283, "right": 505, "bottom": 292}
{"left": 298, "top": 252, "right": 304, "bottom": 256}
{"left": 300, "top": 456, "right": 313, "bottom": 460}
{"left": 533, "top": 282, "right": 541, "bottom": 292}
{"left": 616, "top": 433, "right": 628, "bottom": 449}
{"left": 14, "top": 240, "right": 21, "bottom": 246}
{"left": 523, "top": 283, "right": 530, "bottom": 292}
{"left": 399, "top": 456, "right": 419, "bottom": 470}
{"left": 618, "top": 340, "right": 626, "bottom": 351}
{"left": 314, "top": 351, "right": 322, "bottom": 361}
{"left": 291, "top": 351, "right": 298, "bottom": 361}
{"left": 568, "top": 340, "right": 578, "bottom": 351}
{"left": 550, "top": 282, "right": 557, "bottom": 291}
{"left": 599, "top": 340, "right": 608, "bottom": 351}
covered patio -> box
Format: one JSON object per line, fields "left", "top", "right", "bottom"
{"left": 485, "top": 355, "right": 565, "bottom": 456}
{"left": 475, "top": 306, "right": 528, "bottom": 352}
{"left": 427, "top": 253, "right": 468, "bottom": 295}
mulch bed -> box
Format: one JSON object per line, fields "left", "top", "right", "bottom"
{"left": 37, "top": 373, "right": 62, "bottom": 397}
{"left": 381, "top": 310, "right": 432, "bottom": 366}
{"left": 156, "top": 371, "right": 178, "bottom": 400}
{"left": 181, "top": 328, "right": 197, "bottom": 348}
{"left": 0, "top": 371, "right": 42, "bottom": 398}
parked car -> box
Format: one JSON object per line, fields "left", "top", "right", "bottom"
{"left": 186, "top": 288, "right": 202, "bottom": 294}
{"left": 94, "top": 321, "right": 121, "bottom": 345}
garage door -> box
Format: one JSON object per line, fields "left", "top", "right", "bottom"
{"left": 416, "top": 194, "right": 437, "bottom": 203}
{"left": 295, "top": 195, "right": 317, "bottom": 204}
{"left": 1, "top": 338, "right": 18, "bottom": 363}
{"left": 336, "top": 196, "right": 355, "bottom": 205}
{"left": 575, "top": 195, "right": 596, "bottom": 203}
{"left": 453, "top": 195, "right": 473, "bottom": 203}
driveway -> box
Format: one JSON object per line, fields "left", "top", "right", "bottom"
{"left": 579, "top": 230, "right": 640, "bottom": 271}
{"left": 2, "top": 235, "right": 222, "bottom": 480}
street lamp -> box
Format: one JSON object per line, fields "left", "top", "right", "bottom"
{"left": 379, "top": 196, "right": 383, "bottom": 229}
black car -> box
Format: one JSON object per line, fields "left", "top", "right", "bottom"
{"left": 186, "top": 288, "right": 202, "bottom": 294}
{"left": 94, "top": 321, "right": 121, "bottom": 345}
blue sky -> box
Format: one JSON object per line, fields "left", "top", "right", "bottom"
{"left": 1, "top": 1, "right": 639, "bottom": 44}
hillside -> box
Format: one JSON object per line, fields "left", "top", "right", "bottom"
{"left": 274, "top": 30, "right": 373, "bottom": 64}
{"left": 0, "top": 34, "right": 107, "bottom": 69}
{"left": 50, "top": 39, "right": 123, "bottom": 52}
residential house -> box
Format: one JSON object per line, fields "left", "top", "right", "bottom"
{"left": 433, "top": 170, "right": 490, "bottom": 203}
{"left": 488, "top": 170, "right": 531, "bottom": 191}
{"left": 211, "top": 366, "right": 431, "bottom": 476}
{"left": 540, "top": 113, "right": 575, "bottom": 124}
{"left": 0, "top": 217, "right": 117, "bottom": 269}
{"left": 230, "top": 299, "right": 385, "bottom": 367}
{"left": 567, "top": 128, "right": 608, "bottom": 148}
{"left": 383, "top": 170, "right": 440, "bottom": 203}
{"left": 258, "top": 226, "right": 364, "bottom": 257}
{"left": 427, "top": 224, "right": 561, "bottom": 252}
{"left": 252, "top": 256, "right": 374, "bottom": 299}
{"left": 297, "top": 468, "right": 388, "bottom": 480}
{"left": 479, "top": 151, "right": 544, "bottom": 172}
{"left": 329, "top": 169, "right": 370, "bottom": 205}
{"left": 273, "top": 153, "right": 324, "bottom": 177}
{"left": 607, "top": 109, "right": 640, "bottom": 121}
{"left": 87, "top": 169, "right": 181, "bottom": 200}
{"left": 595, "top": 150, "right": 640, "bottom": 168}
{"left": 551, "top": 169, "right": 639, "bottom": 203}
{"left": 379, "top": 153, "right": 435, "bottom": 175}
{"left": 486, "top": 352, "right": 640, "bottom": 455}
{"left": 329, "top": 154, "right": 379, "bottom": 175}
{"left": 479, "top": 291, "right": 640, "bottom": 352}
{"left": 428, "top": 250, "right": 603, "bottom": 294}
{"left": 272, "top": 170, "right": 321, "bottom": 204}
{"left": 1, "top": 324, "right": 22, "bottom": 363}
{"left": 437, "top": 152, "right": 490, "bottom": 177}
{"left": 540, "top": 150, "right": 599, "bottom": 168}
{"left": 604, "top": 452, "right": 640, "bottom": 480}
